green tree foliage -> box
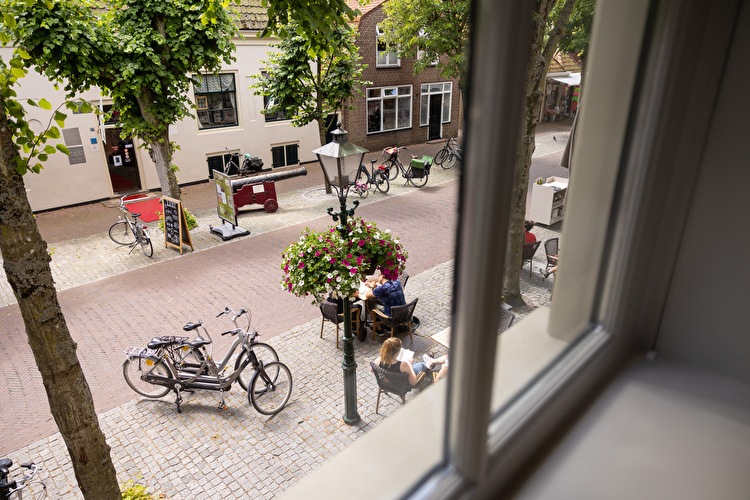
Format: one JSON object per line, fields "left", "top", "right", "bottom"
{"left": 554, "top": 0, "right": 595, "bottom": 63}
{"left": 8, "top": 0, "right": 238, "bottom": 200}
{"left": 260, "top": 0, "right": 358, "bottom": 51}
{"left": 0, "top": 42, "right": 121, "bottom": 500}
{"left": 379, "top": 0, "right": 471, "bottom": 94}
{"left": 253, "top": 22, "right": 369, "bottom": 146}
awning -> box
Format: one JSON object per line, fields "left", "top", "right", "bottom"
{"left": 550, "top": 73, "right": 581, "bottom": 86}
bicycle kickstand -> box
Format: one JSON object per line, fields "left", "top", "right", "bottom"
{"left": 174, "top": 386, "right": 183, "bottom": 413}
{"left": 217, "top": 390, "right": 228, "bottom": 411}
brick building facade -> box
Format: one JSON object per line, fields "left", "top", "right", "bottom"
{"left": 341, "top": 0, "right": 461, "bottom": 152}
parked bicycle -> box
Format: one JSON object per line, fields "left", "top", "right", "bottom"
{"left": 0, "top": 459, "right": 47, "bottom": 499}
{"left": 108, "top": 196, "right": 153, "bottom": 257}
{"left": 222, "top": 147, "right": 264, "bottom": 177}
{"left": 123, "top": 307, "right": 291, "bottom": 415}
{"left": 381, "top": 146, "right": 432, "bottom": 187}
{"left": 434, "top": 137, "right": 462, "bottom": 169}
{"left": 352, "top": 158, "right": 390, "bottom": 198}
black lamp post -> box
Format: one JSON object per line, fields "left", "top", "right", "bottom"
{"left": 313, "top": 128, "right": 367, "bottom": 425}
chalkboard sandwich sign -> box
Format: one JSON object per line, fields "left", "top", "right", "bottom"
{"left": 162, "top": 196, "right": 194, "bottom": 254}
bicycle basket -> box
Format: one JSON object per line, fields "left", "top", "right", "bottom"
{"left": 383, "top": 147, "right": 399, "bottom": 160}
{"left": 241, "top": 155, "right": 264, "bottom": 175}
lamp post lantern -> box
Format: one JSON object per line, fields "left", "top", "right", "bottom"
{"left": 313, "top": 127, "right": 367, "bottom": 425}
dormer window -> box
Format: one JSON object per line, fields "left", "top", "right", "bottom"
{"left": 376, "top": 25, "right": 400, "bottom": 68}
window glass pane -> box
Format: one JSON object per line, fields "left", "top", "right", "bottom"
{"left": 194, "top": 73, "right": 238, "bottom": 129}
{"left": 286, "top": 144, "right": 299, "bottom": 165}
{"left": 398, "top": 86, "right": 411, "bottom": 95}
{"left": 271, "top": 146, "right": 285, "bottom": 168}
{"left": 382, "top": 99, "right": 396, "bottom": 130}
{"left": 421, "top": 95, "right": 429, "bottom": 126}
{"left": 384, "top": 88, "right": 397, "bottom": 96}
{"left": 422, "top": 84, "right": 429, "bottom": 93}
{"left": 368, "top": 101, "right": 381, "bottom": 133}
{"left": 442, "top": 95, "right": 450, "bottom": 123}
{"left": 367, "top": 89, "right": 381, "bottom": 98}
{"left": 397, "top": 97, "right": 411, "bottom": 128}
{"left": 430, "top": 83, "right": 443, "bottom": 93}
{"left": 444, "top": 82, "right": 452, "bottom": 92}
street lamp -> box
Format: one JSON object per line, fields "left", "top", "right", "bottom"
{"left": 313, "top": 127, "right": 367, "bottom": 425}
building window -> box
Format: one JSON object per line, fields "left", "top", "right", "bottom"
{"left": 420, "top": 82, "right": 453, "bottom": 126}
{"left": 206, "top": 151, "right": 236, "bottom": 178}
{"left": 261, "top": 71, "right": 288, "bottom": 123}
{"left": 271, "top": 143, "right": 299, "bottom": 168}
{"left": 367, "top": 85, "right": 412, "bottom": 134}
{"left": 193, "top": 73, "right": 238, "bottom": 130}
{"left": 417, "top": 29, "right": 439, "bottom": 66}
{"left": 376, "top": 25, "right": 400, "bottom": 67}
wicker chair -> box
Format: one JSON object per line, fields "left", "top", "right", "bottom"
{"left": 399, "top": 270, "right": 410, "bottom": 289}
{"left": 521, "top": 240, "right": 542, "bottom": 276}
{"left": 370, "top": 361, "right": 424, "bottom": 413}
{"left": 319, "top": 300, "right": 361, "bottom": 349}
{"left": 371, "top": 298, "right": 419, "bottom": 344}
{"left": 544, "top": 238, "right": 560, "bottom": 272}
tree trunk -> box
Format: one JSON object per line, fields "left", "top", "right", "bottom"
{"left": 316, "top": 117, "right": 333, "bottom": 194}
{"left": 502, "top": 0, "right": 576, "bottom": 303}
{"left": 0, "top": 102, "right": 121, "bottom": 499}
{"left": 148, "top": 130, "right": 181, "bottom": 200}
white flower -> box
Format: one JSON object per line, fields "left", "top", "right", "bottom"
{"left": 336, "top": 276, "right": 342, "bottom": 282}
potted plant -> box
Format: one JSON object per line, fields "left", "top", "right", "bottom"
{"left": 281, "top": 217, "right": 408, "bottom": 303}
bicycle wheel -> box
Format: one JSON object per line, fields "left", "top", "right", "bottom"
{"left": 137, "top": 229, "right": 154, "bottom": 257}
{"left": 408, "top": 168, "right": 429, "bottom": 188}
{"left": 109, "top": 220, "right": 135, "bottom": 245}
{"left": 443, "top": 152, "right": 459, "bottom": 169}
{"left": 385, "top": 159, "right": 399, "bottom": 180}
{"left": 375, "top": 172, "right": 390, "bottom": 194}
{"left": 123, "top": 357, "right": 171, "bottom": 398}
{"left": 434, "top": 148, "right": 449, "bottom": 167}
{"left": 235, "top": 342, "right": 279, "bottom": 391}
{"left": 249, "top": 361, "right": 292, "bottom": 415}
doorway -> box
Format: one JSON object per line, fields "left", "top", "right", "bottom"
{"left": 428, "top": 94, "right": 442, "bottom": 140}
{"left": 102, "top": 105, "right": 142, "bottom": 194}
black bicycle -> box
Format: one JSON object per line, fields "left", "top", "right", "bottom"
{"left": 381, "top": 146, "right": 432, "bottom": 188}
{"left": 434, "top": 137, "right": 462, "bottom": 169}
{"left": 0, "top": 458, "right": 46, "bottom": 499}
{"left": 222, "top": 147, "right": 264, "bottom": 177}
{"left": 352, "top": 158, "right": 390, "bottom": 197}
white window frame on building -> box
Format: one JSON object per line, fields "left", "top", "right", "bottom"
{"left": 260, "top": 71, "right": 288, "bottom": 123}
{"left": 271, "top": 143, "right": 299, "bottom": 168}
{"left": 376, "top": 25, "right": 400, "bottom": 68}
{"left": 367, "top": 85, "right": 413, "bottom": 134}
{"left": 193, "top": 73, "right": 239, "bottom": 130}
{"left": 420, "top": 82, "right": 453, "bottom": 126}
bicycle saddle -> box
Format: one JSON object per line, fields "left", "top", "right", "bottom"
{"left": 187, "top": 336, "right": 211, "bottom": 348}
{"left": 131, "top": 212, "right": 141, "bottom": 218}
{"left": 183, "top": 322, "right": 201, "bottom": 331}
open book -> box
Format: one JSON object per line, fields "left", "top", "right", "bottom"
{"left": 397, "top": 348, "right": 414, "bottom": 363}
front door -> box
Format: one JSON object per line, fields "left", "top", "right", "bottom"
{"left": 428, "top": 94, "right": 442, "bottom": 140}
{"left": 103, "top": 105, "right": 142, "bottom": 194}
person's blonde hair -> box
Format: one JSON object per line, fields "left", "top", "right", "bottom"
{"left": 379, "top": 337, "right": 402, "bottom": 364}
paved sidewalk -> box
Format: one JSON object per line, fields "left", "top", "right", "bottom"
{"left": 0, "top": 122, "right": 570, "bottom": 497}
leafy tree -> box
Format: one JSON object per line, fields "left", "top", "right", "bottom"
{"left": 0, "top": 43, "right": 121, "bottom": 499}
{"left": 252, "top": 22, "right": 369, "bottom": 190}
{"left": 379, "top": 0, "right": 471, "bottom": 95}
{"left": 261, "top": 0, "right": 359, "bottom": 52}
{"left": 555, "top": 0, "right": 595, "bottom": 64}
{"left": 8, "top": 0, "right": 238, "bottom": 200}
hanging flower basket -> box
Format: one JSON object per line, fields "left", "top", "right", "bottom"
{"left": 281, "top": 217, "right": 408, "bottom": 303}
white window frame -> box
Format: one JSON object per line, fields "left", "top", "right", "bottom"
{"left": 286, "top": 0, "right": 682, "bottom": 498}
{"left": 417, "top": 28, "right": 439, "bottom": 66}
{"left": 420, "top": 82, "right": 453, "bottom": 126}
{"left": 376, "top": 25, "right": 400, "bottom": 67}
{"left": 366, "top": 85, "right": 413, "bottom": 134}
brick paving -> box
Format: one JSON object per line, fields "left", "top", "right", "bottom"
{"left": 0, "top": 122, "right": 569, "bottom": 497}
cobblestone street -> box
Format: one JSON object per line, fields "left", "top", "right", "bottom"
{"left": 0, "top": 123, "right": 570, "bottom": 497}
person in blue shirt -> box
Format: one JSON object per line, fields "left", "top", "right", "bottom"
{"left": 355, "top": 268, "right": 406, "bottom": 316}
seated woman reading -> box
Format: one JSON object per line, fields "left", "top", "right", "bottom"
{"left": 374, "top": 337, "right": 427, "bottom": 386}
